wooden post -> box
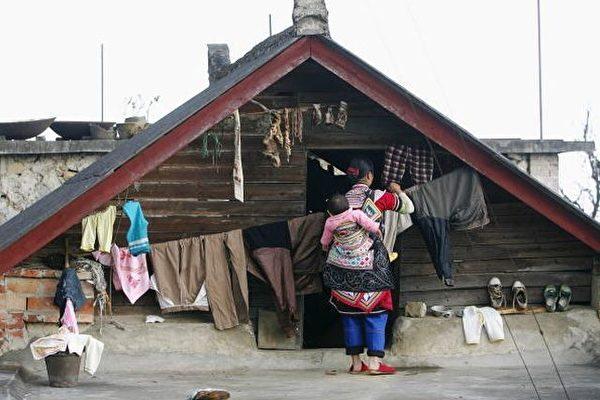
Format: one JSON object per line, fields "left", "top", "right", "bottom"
{"left": 592, "top": 256, "right": 600, "bottom": 310}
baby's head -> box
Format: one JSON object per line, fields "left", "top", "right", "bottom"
{"left": 326, "top": 194, "right": 349, "bottom": 216}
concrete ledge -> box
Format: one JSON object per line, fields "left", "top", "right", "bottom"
{"left": 483, "top": 139, "right": 595, "bottom": 154}
{"left": 0, "top": 140, "right": 120, "bottom": 155}
{"left": 2, "top": 308, "right": 598, "bottom": 374}
{"left": 390, "top": 307, "right": 600, "bottom": 367}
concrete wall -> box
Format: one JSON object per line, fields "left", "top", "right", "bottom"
{"left": 505, "top": 153, "right": 559, "bottom": 191}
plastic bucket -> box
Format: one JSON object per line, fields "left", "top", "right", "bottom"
{"left": 44, "top": 352, "right": 81, "bottom": 387}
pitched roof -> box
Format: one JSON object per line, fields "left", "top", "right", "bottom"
{"left": 1, "top": 32, "right": 598, "bottom": 271}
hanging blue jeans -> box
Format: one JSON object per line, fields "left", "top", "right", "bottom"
{"left": 341, "top": 312, "right": 388, "bottom": 357}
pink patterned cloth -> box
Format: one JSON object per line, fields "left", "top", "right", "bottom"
{"left": 60, "top": 298, "right": 79, "bottom": 334}
{"left": 110, "top": 244, "right": 150, "bottom": 304}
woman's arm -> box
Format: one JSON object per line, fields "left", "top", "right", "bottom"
{"left": 374, "top": 191, "right": 402, "bottom": 212}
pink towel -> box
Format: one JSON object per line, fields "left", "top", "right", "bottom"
{"left": 61, "top": 299, "right": 79, "bottom": 334}
{"left": 110, "top": 244, "right": 150, "bottom": 304}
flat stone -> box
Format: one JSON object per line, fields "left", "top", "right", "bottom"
{"left": 404, "top": 301, "right": 427, "bottom": 318}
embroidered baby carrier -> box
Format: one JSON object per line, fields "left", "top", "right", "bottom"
{"left": 322, "top": 190, "right": 394, "bottom": 292}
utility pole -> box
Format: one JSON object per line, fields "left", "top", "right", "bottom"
{"left": 100, "top": 43, "right": 104, "bottom": 122}
{"left": 269, "top": 14, "right": 272, "bottom": 37}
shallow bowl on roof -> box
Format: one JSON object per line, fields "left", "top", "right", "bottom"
{"left": 51, "top": 121, "right": 115, "bottom": 140}
{"left": 0, "top": 117, "right": 55, "bottom": 140}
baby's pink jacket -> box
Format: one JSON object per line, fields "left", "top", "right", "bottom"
{"left": 320, "top": 208, "right": 380, "bottom": 246}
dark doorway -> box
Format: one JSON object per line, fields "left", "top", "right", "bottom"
{"left": 303, "top": 149, "right": 390, "bottom": 349}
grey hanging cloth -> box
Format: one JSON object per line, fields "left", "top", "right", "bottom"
{"left": 408, "top": 167, "right": 489, "bottom": 280}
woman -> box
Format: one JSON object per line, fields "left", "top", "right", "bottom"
{"left": 323, "top": 157, "right": 413, "bottom": 375}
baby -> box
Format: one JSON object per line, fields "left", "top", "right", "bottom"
{"left": 320, "top": 194, "right": 382, "bottom": 269}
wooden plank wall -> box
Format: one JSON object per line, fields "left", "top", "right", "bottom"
{"left": 398, "top": 201, "right": 595, "bottom": 307}
{"left": 19, "top": 79, "right": 596, "bottom": 313}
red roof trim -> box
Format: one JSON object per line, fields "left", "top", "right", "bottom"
{"left": 0, "top": 38, "right": 311, "bottom": 272}
{"left": 310, "top": 37, "right": 600, "bottom": 251}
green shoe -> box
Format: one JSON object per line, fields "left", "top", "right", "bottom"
{"left": 543, "top": 285, "right": 558, "bottom": 312}
{"left": 557, "top": 284, "right": 572, "bottom": 312}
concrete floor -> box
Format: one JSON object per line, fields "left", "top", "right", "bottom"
{"left": 20, "top": 365, "right": 600, "bottom": 400}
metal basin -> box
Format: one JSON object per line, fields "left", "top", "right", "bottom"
{"left": 51, "top": 121, "right": 115, "bottom": 140}
{"left": 0, "top": 117, "right": 55, "bottom": 140}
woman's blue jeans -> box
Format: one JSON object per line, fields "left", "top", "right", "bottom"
{"left": 341, "top": 312, "right": 388, "bottom": 358}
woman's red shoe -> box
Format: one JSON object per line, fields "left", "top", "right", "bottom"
{"left": 368, "top": 362, "right": 396, "bottom": 375}
{"left": 349, "top": 362, "right": 369, "bottom": 375}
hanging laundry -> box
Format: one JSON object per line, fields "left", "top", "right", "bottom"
{"left": 150, "top": 230, "right": 248, "bottom": 330}
{"left": 54, "top": 268, "right": 86, "bottom": 321}
{"left": 335, "top": 101, "right": 348, "bottom": 129}
{"left": 150, "top": 237, "right": 210, "bottom": 314}
{"left": 80, "top": 205, "right": 116, "bottom": 252}
{"left": 381, "top": 145, "right": 434, "bottom": 187}
{"left": 408, "top": 168, "right": 489, "bottom": 281}
{"left": 232, "top": 110, "right": 244, "bottom": 202}
{"left": 123, "top": 200, "right": 150, "bottom": 256}
{"left": 244, "top": 221, "right": 297, "bottom": 337}
{"left": 261, "top": 111, "right": 283, "bottom": 167}
{"left": 382, "top": 211, "right": 414, "bottom": 253}
{"left": 60, "top": 298, "right": 79, "bottom": 334}
{"left": 287, "top": 213, "right": 326, "bottom": 295}
{"left": 462, "top": 306, "right": 504, "bottom": 344}
{"left": 109, "top": 244, "right": 150, "bottom": 305}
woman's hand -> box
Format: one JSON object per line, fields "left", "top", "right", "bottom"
{"left": 322, "top": 244, "right": 329, "bottom": 252}
{"left": 387, "top": 182, "right": 403, "bottom": 194}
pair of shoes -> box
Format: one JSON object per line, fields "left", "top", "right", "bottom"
{"left": 487, "top": 278, "right": 528, "bottom": 310}
{"left": 368, "top": 362, "right": 396, "bottom": 375}
{"left": 544, "top": 284, "right": 572, "bottom": 312}
{"left": 348, "top": 362, "right": 369, "bottom": 375}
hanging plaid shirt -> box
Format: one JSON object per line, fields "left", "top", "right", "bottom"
{"left": 381, "top": 145, "right": 434, "bottom": 187}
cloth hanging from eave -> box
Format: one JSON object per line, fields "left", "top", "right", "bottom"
{"left": 150, "top": 237, "right": 210, "bottom": 314}
{"left": 110, "top": 244, "right": 150, "bottom": 305}
{"left": 60, "top": 299, "right": 79, "bottom": 334}
{"left": 123, "top": 200, "right": 151, "bottom": 256}
{"left": 150, "top": 230, "right": 248, "bottom": 330}
{"left": 287, "top": 213, "right": 326, "bottom": 295}
{"left": 243, "top": 221, "right": 297, "bottom": 336}
{"left": 408, "top": 167, "right": 489, "bottom": 279}
{"left": 233, "top": 110, "right": 244, "bottom": 202}
{"left": 54, "top": 268, "right": 86, "bottom": 320}
{"left": 381, "top": 145, "right": 434, "bottom": 187}
{"left": 80, "top": 205, "right": 116, "bottom": 253}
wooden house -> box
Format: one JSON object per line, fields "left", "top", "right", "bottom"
{"left": 1, "top": 3, "right": 599, "bottom": 349}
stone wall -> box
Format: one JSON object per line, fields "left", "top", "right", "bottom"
{"left": 504, "top": 153, "right": 560, "bottom": 192}
{"left": 0, "top": 153, "right": 101, "bottom": 224}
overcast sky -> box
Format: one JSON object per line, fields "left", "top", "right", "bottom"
{"left": 1, "top": 0, "right": 599, "bottom": 206}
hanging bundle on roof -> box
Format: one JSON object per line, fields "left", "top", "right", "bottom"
{"left": 261, "top": 110, "right": 283, "bottom": 167}
{"left": 200, "top": 132, "right": 223, "bottom": 165}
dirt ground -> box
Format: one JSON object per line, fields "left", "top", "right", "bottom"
{"left": 20, "top": 365, "right": 600, "bottom": 400}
